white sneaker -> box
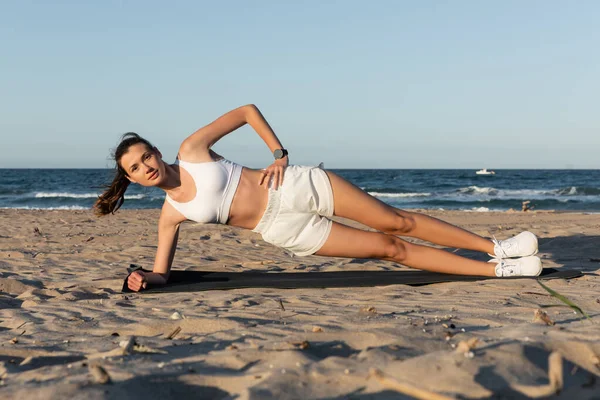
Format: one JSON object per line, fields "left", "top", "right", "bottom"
{"left": 490, "top": 231, "right": 538, "bottom": 259}
{"left": 491, "top": 255, "right": 543, "bottom": 277}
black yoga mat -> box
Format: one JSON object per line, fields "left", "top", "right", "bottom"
{"left": 121, "top": 265, "right": 583, "bottom": 293}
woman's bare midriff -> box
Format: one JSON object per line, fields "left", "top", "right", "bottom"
{"left": 225, "top": 168, "right": 270, "bottom": 230}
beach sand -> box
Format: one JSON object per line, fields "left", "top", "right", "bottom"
{"left": 1, "top": 209, "right": 599, "bottom": 399}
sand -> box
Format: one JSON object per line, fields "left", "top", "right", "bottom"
{"left": 1, "top": 208, "right": 599, "bottom": 399}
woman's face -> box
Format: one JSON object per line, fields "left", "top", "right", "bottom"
{"left": 119, "top": 143, "right": 165, "bottom": 187}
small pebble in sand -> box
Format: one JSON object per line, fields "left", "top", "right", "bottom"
{"left": 293, "top": 340, "right": 310, "bottom": 349}
{"left": 533, "top": 309, "right": 555, "bottom": 326}
{"left": 158, "top": 362, "right": 165, "bottom": 368}
{"left": 170, "top": 311, "right": 183, "bottom": 320}
{"left": 312, "top": 326, "right": 323, "bottom": 333}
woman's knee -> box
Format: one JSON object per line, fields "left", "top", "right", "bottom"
{"left": 382, "top": 235, "right": 408, "bottom": 261}
{"left": 383, "top": 212, "right": 416, "bottom": 235}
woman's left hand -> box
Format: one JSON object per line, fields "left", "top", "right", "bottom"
{"left": 259, "top": 156, "right": 288, "bottom": 190}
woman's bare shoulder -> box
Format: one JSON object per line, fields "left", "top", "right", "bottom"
{"left": 159, "top": 199, "right": 187, "bottom": 226}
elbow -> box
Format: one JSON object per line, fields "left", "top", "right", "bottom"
{"left": 243, "top": 104, "right": 259, "bottom": 120}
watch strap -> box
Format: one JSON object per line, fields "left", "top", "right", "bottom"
{"left": 273, "top": 148, "right": 288, "bottom": 159}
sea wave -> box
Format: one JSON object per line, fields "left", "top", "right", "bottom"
{"left": 368, "top": 191, "right": 431, "bottom": 198}
{"left": 33, "top": 192, "right": 149, "bottom": 200}
{"left": 454, "top": 186, "right": 600, "bottom": 198}
{"left": 0, "top": 205, "right": 88, "bottom": 210}
{"left": 554, "top": 186, "right": 600, "bottom": 196}
{"left": 456, "top": 186, "right": 499, "bottom": 195}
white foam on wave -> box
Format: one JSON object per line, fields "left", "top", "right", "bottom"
{"left": 455, "top": 186, "right": 571, "bottom": 199}
{"left": 34, "top": 192, "right": 147, "bottom": 200}
{"left": 562, "top": 186, "right": 578, "bottom": 196}
{"left": 457, "top": 186, "right": 498, "bottom": 195}
{"left": 459, "top": 207, "right": 506, "bottom": 212}
{"left": 1, "top": 205, "right": 88, "bottom": 210}
{"left": 35, "top": 192, "right": 97, "bottom": 199}
{"left": 368, "top": 191, "right": 431, "bottom": 198}
{"left": 552, "top": 186, "right": 600, "bottom": 196}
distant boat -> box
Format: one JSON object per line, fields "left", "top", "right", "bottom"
{"left": 475, "top": 168, "right": 496, "bottom": 175}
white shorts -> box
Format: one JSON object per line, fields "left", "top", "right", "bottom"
{"left": 252, "top": 165, "right": 334, "bottom": 256}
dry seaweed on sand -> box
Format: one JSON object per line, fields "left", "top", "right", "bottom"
{"left": 165, "top": 326, "right": 182, "bottom": 340}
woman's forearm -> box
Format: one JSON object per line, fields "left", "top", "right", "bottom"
{"left": 245, "top": 105, "right": 285, "bottom": 152}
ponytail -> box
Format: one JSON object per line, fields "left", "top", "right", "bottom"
{"left": 94, "top": 132, "right": 154, "bottom": 217}
{"left": 94, "top": 169, "right": 131, "bottom": 216}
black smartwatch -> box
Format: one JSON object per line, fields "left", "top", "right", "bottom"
{"left": 273, "top": 148, "right": 288, "bottom": 160}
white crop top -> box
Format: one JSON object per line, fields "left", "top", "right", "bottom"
{"left": 165, "top": 158, "right": 242, "bottom": 224}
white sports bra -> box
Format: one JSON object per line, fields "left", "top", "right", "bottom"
{"left": 165, "top": 158, "right": 242, "bottom": 224}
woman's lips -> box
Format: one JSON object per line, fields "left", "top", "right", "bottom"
{"left": 149, "top": 171, "right": 158, "bottom": 180}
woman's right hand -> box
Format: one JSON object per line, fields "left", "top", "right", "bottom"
{"left": 127, "top": 271, "right": 148, "bottom": 292}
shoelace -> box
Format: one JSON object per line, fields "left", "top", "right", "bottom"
{"left": 489, "top": 232, "right": 515, "bottom": 259}
{"left": 496, "top": 260, "right": 518, "bottom": 276}
{"left": 490, "top": 233, "right": 508, "bottom": 258}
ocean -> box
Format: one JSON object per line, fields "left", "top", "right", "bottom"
{"left": 1, "top": 168, "right": 600, "bottom": 212}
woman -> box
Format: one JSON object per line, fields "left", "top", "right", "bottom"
{"left": 95, "top": 105, "right": 541, "bottom": 292}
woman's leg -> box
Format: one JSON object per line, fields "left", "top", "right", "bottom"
{"left": 325, "top": 171, "right": 495, "bottom": 254}
{"left": 316, "top": 222, "right": 496, "bottom": 276}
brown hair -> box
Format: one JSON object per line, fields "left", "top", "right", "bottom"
{"left": 94, "top": 132, "right": 154, "bottom": 216}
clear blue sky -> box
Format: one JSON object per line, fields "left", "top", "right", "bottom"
{"left": 1, "top": 1, "right": 598, "bottom": 169}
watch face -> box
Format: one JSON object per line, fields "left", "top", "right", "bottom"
{"left": 274, "top": 149, "right": 283, "bottom": 159}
